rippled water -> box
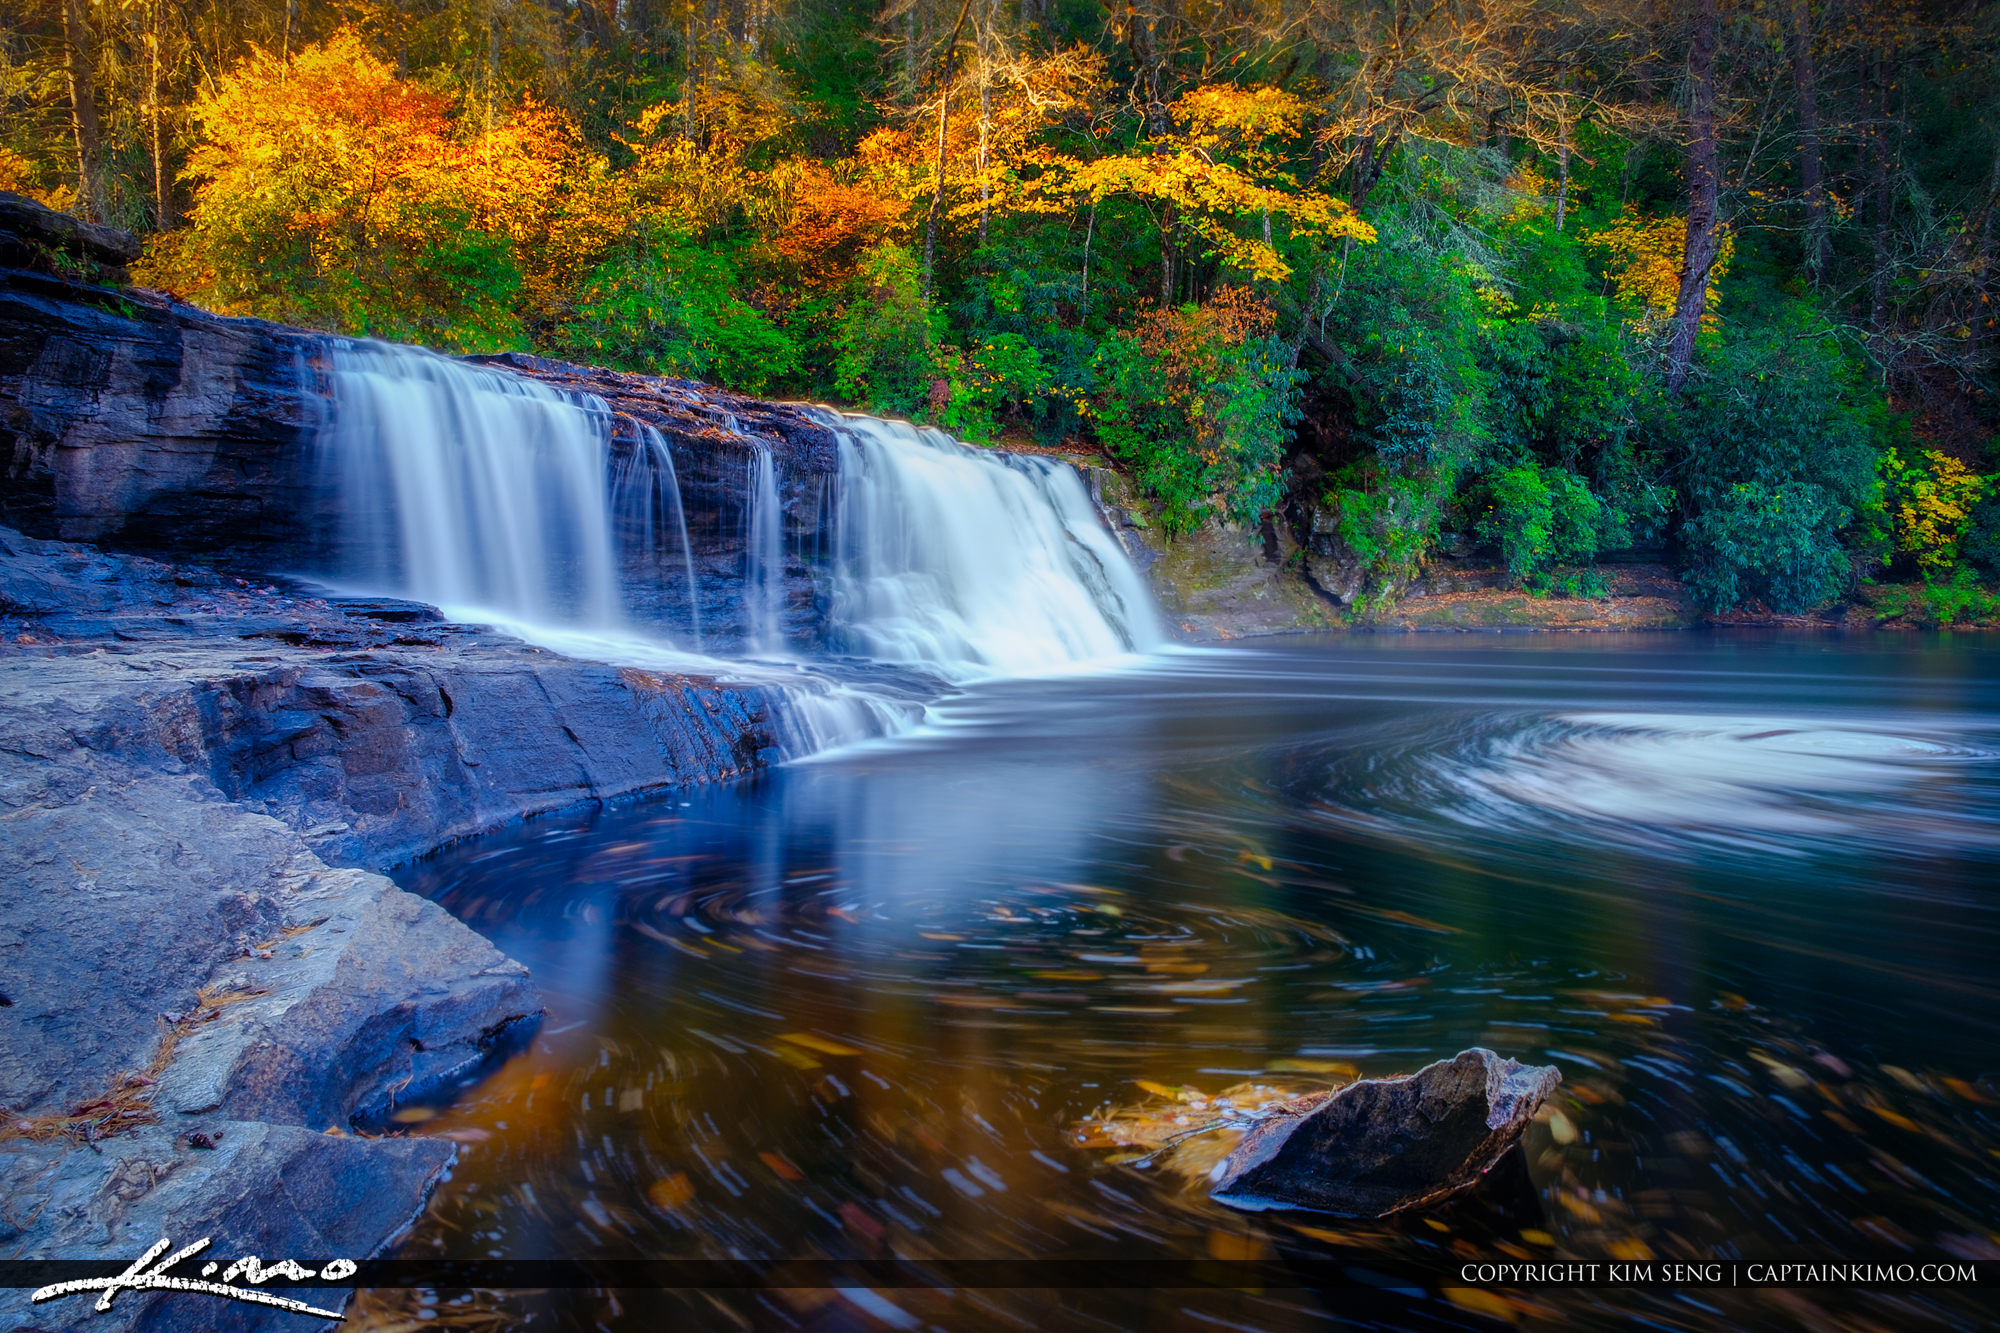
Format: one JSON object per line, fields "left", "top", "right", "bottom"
{"left": 374, "top": 635, "right": 2000, "bottom": 1331}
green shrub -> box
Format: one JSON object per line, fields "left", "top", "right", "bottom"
{"left": 1681, "top": 481, "right": 1852, "bottom": 612}
{"left": 1478, "top": 465, "right": 1613, "bottom": 590}
{"left": 1966, "top": 492, "right": 2000, "bottom": 577}
{"left": 832, "top": 243, "right": 938, "bottom": 415}
{"left": 1651, "top": 320, "right": 1884, "bottom": 611}
{"left": 556, "top": 235, "right": 795, "bottom": 392}
{"left": 1092, "top": 290, "right": 1304, "bottom": 532}
{"left": 1872, "top": 566, "right": 2000, "bottom": 627}
{"left": 1320, "top": 466, "right": 1446, "bottom": 592}
{"left": 935, "top": 333, "right": 1051, "bottom": 443}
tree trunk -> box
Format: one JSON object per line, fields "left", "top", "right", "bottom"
{"left": 1791, "top": 0, "right": 1828, "bottom": 282}
{"left": 1971, "top": 138, "right": 2000, "bottom": 376}
{"left": 1131, "top": 0, "right": 1175, "bottom": 303}
{"left": 1664, "top": 0, "right": 1722, "bottom": 395}
{"left": 1868, "top": 49, "right": 1895, "bottom": 348}
{"left": 1555, "top": 113, "right": 1570, "bottom": 232}
{"left": 923, "top": 0, "right": 975, "bottom": 296}
{"left": 150, "top": 0, "right": 172, "bottom": 229}
{"left": 486, "top": 0, "right": 501, "bottom": 132}
{"left": 1081, "top": 198, "right": 1096, "bottom": 311}
{"left": 683, "top": 3, "right": 698, "bottom": 140}
{"left": 61, "top": 0, "right": 105, "bottom": 223}
{"left": 976, "top": 0, "right": 993, "bottom": 246}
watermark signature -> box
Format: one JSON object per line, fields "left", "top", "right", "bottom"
{"left": 32, "top": 1236, "right": 357, "bottom": 1320}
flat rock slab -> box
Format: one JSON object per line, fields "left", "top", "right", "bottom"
{"left": 1209, "top": 1048, "right": 1561, "bottom": 1217}
{"left": 0, "top": 1121, "right": 452, "bottom": 1332}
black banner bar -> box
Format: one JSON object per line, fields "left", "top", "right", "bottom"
{"left": 5, "top": 1258, "right": 1997, "bottom": 1291}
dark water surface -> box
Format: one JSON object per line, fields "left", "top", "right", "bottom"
{"left": 379, "top": 634, "right": 2000, "bottom": 1331}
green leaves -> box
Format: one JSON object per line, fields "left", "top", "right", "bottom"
{"left": 1478, "top": 466, "right": 1614, "bottom": 592}
{"left": 1092, "top": 295, "right": 1303, "bottom": 534}
{"left": 556, "top": 235, "right": 796, "bottom": 392}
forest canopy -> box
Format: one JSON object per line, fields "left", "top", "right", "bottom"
{"left": 5, "top": 0, "right": 1998, "bottom": 618}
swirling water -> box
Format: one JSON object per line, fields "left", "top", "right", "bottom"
{"left": 378, "top": 634, "right": 2000, "bottom": 1331}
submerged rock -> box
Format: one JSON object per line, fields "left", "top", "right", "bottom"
{"left": 1209, "top": 1048, "right": 1561, "bottom": 1217}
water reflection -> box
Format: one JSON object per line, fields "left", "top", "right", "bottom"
{"left": 373, "top": 635, "right": 2000, "bottom": 1331}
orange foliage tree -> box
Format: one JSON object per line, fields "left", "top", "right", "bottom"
{"left": 137, "top": 30, "right": 601, "bottom": 350}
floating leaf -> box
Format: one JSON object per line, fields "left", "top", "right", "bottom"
{"left": 780, "top": 1032, "right": 862, "bottom": 1057}
{"left": 1443, "top": 1288, "right": 1518, "bottom": 1323}
{"left": 1268, "top": 1058, "right": 1357, "bottom": 1078}
{"left": 759, "top": 1151, "right": 804, "bottom": 1181}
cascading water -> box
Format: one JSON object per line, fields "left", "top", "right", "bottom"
{"left": 319, "top": 341, "right": 1163, "bottom": 757}
{"left": 820, "top": 412, "right": 1160, "bottom": 679}
{"left": 326, "top": 342, "right": 627, "bottom": 627}
{"left": 620, "top": 424, "right": 703, "bottom": 649}
{"left": 743, "top": 442, "right": 784, "bottom": 655}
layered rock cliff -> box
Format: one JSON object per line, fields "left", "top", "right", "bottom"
{"left": 0, "top": 239, "right": 841, "bottom": 653}
{"left": 0, "top": 524, "right": 789, "bottom": 1330}
{"left": 0, "top": 195, "right": 811, "bottom": 1330}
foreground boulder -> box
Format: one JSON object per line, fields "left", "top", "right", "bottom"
{"left": 1209, "top": 1048, "right": 1561, "bottom": 1216}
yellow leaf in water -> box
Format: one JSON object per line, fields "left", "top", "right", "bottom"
{"left": 759, "top": 1151, "right": 804, "bottom": 1181}
{"left": 1267, "top": 1058, "right": 1358, "bottom": 1077}
{"left": 1346, "top": 905, "right": 1460, "bottom": 933}
{"left": 1869, "top": 1105, "right": 1922, "bottom": 1133}
{"left": 780, "top": 1033, "right": 863, "bottom": 1057}
{"left": 1557, "top": 1193, "right": 1602, "bottom": 1224}
{"left": 770, "top": 1045, "right": 821, "bottom": 1070}
{"left": 648, "top": 1173, "right": 694, "bottom": 1209}
{"left": 1443, "top": 1288, "right": 1517, "bottom": 1322}
{"left": 1520, "top": 1229, "right": 1555, "bottom": 1247}
{"left": 1424, "top": 1218, "right": 1451, "bottom": 1233}
{"left": 1547, "top": 1111, "right": 1578, "bottom": 1145}
{"left": 1284, "top": 1224, "right": 1346, "bottom": 1245}
{"left": 1882, "top": 1065, "right": 1928, "bottom": 1093}
{"left": 1236, "top": 852, "right": 1274, "bottom": 871}
{"left": 1607, "top": 1239, "right": 1655, "bottom": 1262}
{"left": 390, "top": 1106, "right": 436, "bottom": 1124}
{"left": 1206, "top": 1230, "right": 1270, "bottom": 1260}
{"left": 1944, "top": 1077, "right": 1996, "bottom": 1104}
{"left": 1134, "top": 1080, "right": 1183, "bottom": 1099}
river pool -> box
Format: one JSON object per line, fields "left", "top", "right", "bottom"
{"left": 371, "top": 633, "right": 2000, "bottom": 1331}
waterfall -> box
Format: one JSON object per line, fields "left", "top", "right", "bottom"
{"left": 323, "top": 342, "right": 707, "bottom": 643}
{"left": 325, "top": 342, "right": 626, "bottom": 627}
{"left": 821, "top": 413, "right": 1160, "bottom": 679}
{"left": 625, "top": 424, "right": 703, "bottom": 649}
{"left": 318, "top": 340, "right": 1162, "bottom": 757}
{"left": 743, "top": 442, "right": 784, "bottom": 655}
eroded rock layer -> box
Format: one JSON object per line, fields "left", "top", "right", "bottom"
{"left": 0, "top": 528, "right": 783, "bottom": 1331}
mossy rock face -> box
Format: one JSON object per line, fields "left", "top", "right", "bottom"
{"left": 1080, "top": 466, "right": 1706, "bottom": 638}
{"left": 1148, "top": 524, "right": 1338, "bottom": 641}
{"left": 1363, "top": 587, "right": 1702, "bottom": 632}
{"left": 1083, "top": 471, "right": 1334, "bottom": 641}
